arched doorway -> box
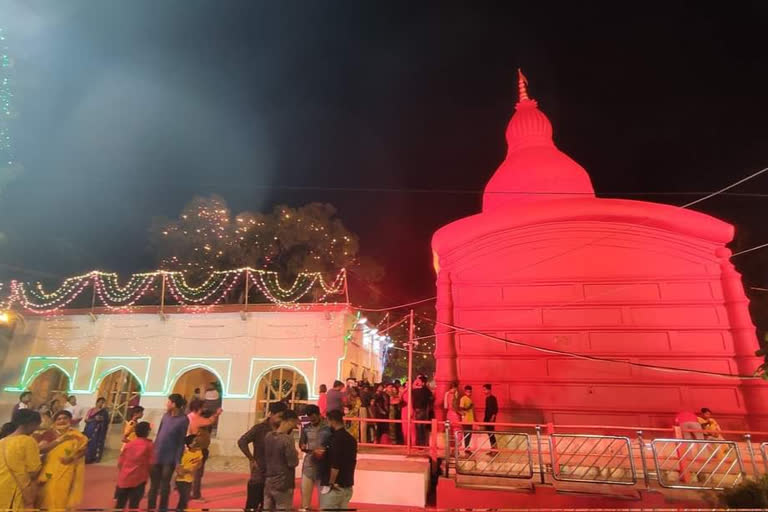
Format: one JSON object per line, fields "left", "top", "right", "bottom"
{"left": 97, "top": 369, "right": 142, "bottom": 425}
{"left": 29, "top": 367, "right": 70, "bottom": 410}
{"left": 172, "top": 367, "right": 222, "bottom": 408}
{"left": 255, "top": 367, "right": 309, "bottom": 417}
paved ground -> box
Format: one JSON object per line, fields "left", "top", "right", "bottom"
{"left": 85, "top": 451, "right": 425, "bottom": 511}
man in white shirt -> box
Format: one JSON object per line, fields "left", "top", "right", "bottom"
{"left": 64, "top": 395, "right": 88, "bottom": 427}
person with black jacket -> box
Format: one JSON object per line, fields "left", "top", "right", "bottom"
{"left": 237, "top": 402, "right": 287, "bottom": 511}
{"left": 411, "top": 375, "right": 433, "bottom": 446}
{"left": 319, "top": 409, "right": 357, "bottom": 510}
{"left": 483, "top": 384, "right": 499, "bottom": 453}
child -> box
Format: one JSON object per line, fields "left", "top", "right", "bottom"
{"left": 122, "top": 406, "right": 145, "bottom": 452}
{"left": 115, "top": 421, "right": 155, "bottom": 510}
{"left": 175, "top": 434, "right": 203, "bottom": 511}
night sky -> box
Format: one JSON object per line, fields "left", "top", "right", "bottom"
{"left": 1, "top": 2, "right": 767, "bottom": 318}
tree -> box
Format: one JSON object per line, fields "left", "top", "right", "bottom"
{"left": 150, "top": 195, "right": 379, "bottom": 300}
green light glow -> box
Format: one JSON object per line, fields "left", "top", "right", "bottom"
{"left": 85, "top": 357, "right": 151, "bottom": 394}
{"left": 4, "top": 355, "right": 327, "bottom": 400}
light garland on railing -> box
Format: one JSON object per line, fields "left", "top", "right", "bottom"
{"left": 166, "top": 271, "right": 240, "bottom": 305}
{"left": 4, "top": 268, "right": 347, "bottom": 313}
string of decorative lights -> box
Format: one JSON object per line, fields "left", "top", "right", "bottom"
{"left": 4, "top": 268, "right": 347, "bottom": 313}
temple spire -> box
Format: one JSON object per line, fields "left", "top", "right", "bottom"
{"left": 517, "top": 68, "right": 530, "bottom": 102}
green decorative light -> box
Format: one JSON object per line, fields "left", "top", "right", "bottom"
{"left": 4, "top": 355, "right": 327, "bottom": 400}
{"left": 85, "top": 356, "right": 151, "bottom": 394}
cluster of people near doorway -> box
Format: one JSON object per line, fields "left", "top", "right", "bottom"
{"left": 317, "top": 375, "right": 438, "bottom": 446}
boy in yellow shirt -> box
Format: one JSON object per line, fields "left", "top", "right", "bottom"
{"left": 459, "top": 385, "right": 475, "bottom": 454}
{"left": 175, "top": 434, "right": 203, "bottom": 511}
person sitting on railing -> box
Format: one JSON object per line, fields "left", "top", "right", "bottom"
{"left": 697, "top": 407, "right": 724, "bottom": 440}
{"left": 697, "top": 407, "right": 727, "bottom": 459}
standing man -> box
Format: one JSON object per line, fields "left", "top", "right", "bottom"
{"left": 64, "top": 395, "right": 88, "bottom": 428}
{"left": 326, "top": 381, "right": 345, "bottom": 415}
{"left": 11, "top": 391, "right": 31, "bottom": 421}
{"left": 299, "top": 405, "right": 331, "bottom": 509}
{"left": 238, "top": 401, "right": 287, "bottom": 511}
{"left": 411, "top": 376, "right": 433, "bottom": 446}
{"left": 482, "top": 384, "right": 498, "bottom": 454}
{"left": 263, "top": 409, "right": 300, "bottom": 511}
{"left": 459, "top": 385, "right": 475, "bottom": 455}
{"left": 319, "top": 409, "right": 357, "bottom": 510}
{"left": 147, "top": 394, "right": 189, "bottom": 512}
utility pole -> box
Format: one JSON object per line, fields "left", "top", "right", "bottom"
{"left": 159, "top": 272, "right": 166, "bottom": 317}
{"left": 244, "top": 268, "right": 250, "bottom": 310}
{"left": 407, "top": 308, "right": 415, "bottom": 453}
{"left": 90, "top": 272, "right": 97, "bottom": 315}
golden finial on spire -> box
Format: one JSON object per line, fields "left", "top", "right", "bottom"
{"left": 518, "top": 68, "right": 530, "bottom": 102}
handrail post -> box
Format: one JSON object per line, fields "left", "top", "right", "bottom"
{"left": 429, "top": 418, "right": 438, "bottom": 459}
{"left": 444, "top": 419, "right": 451, "bottom": 477}
{"left": 637, "top": 430, "right": 650, "bottom": 489}
{"left": 535, "top": 425, "right": 546, "bottom": 484}
{"left": 745, "top": 433, "right": 760, "bottom": 477}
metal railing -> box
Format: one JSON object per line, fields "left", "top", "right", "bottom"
{"left": 442, "top": 423, "right": 763, "bottom": 492}
{"left": 335, "top": 415, "right": 768, "bottom": 494}
{"left": 549, "top": 433, "right": 637, "bottom": 485}
{"left": 650, "top": 438, "right": 745, "bottom": 490}
{"left": 453, "top": 429, "right": 533, "bottom": 479}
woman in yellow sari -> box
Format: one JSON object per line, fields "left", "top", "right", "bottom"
{"left": 37, "top": 410, "right": 88, "bottom": 511}
{"left": 0, "top": 409, "right": 43, "bottom": 512}
{"left": 345, "top": 387, "right": 362, "bottom": 440}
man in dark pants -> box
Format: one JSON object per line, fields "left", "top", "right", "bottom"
{"left": 411, "top": 375, "right": 433, "bottom": 446}
{"left": 263, "top": 409, "right": 300, "bottom": 510}
{"left": 482, "top": 384, "right": 499, "bottom": 454}
{"left": 148, "top": 394, "right": 189, "bottom": 512}
{"left": 319, "top": 409, "right": 358, "bottom": 510}
{"left": 238, "top": 401, "right": 287, "bottom": 510}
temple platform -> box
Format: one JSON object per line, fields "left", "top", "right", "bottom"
{"left": 97, "top": 443, "right": 432, "bottom": 508}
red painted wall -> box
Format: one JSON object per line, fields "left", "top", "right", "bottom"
{"left": 431, "top": 79, "right": 768, "bottom": 431}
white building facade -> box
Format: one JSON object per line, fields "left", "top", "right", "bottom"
{"left": 0, "top": 304, "right": 382, "bottom": 455}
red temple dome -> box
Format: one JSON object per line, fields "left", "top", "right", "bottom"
{"left": 483, "top": 70, "right": 595, "bottom": 212}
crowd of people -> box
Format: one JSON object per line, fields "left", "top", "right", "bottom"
{"left": 238, "top": 402, "right": 357, "bottom": 511}
{"left": 317, "top": 374, "right": 440, "bottom": 446}
{"left": 0, "top": 378, "right": 734, "bottom": 511}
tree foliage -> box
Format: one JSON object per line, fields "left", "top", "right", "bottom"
{"left": 150, "top": 195, "right": 379, "bottom": 290}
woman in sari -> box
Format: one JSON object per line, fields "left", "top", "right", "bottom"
{"left": 34, "top": 404, "right": 53, "bottom": 437}
{"left": 83, "top": 397, "right": 109, "bottom": 463}
{"left": 345, "top": 387, "right": 362, "bottom": 440}
{"left": 0, "top": 409, "right": 43, "bottom": 512}
{"left": 37, "top": 410, "right": 87, "bottom": 511}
